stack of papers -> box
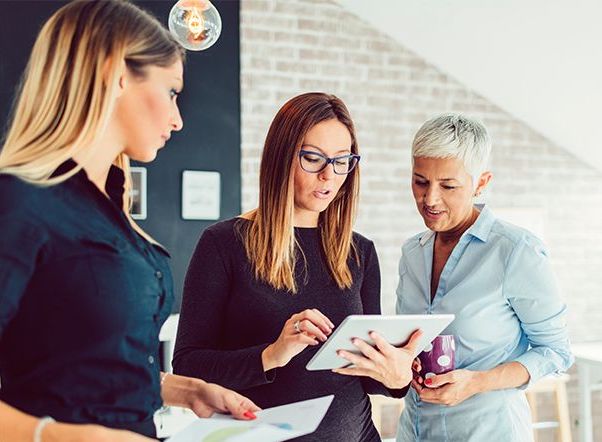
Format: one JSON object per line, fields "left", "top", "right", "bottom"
{"left": 166, "top": 395, "right": 334, "bottom": 442}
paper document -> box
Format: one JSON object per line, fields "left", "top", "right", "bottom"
{"left": 166, "top": 395, "right": 334, "bottom": 442}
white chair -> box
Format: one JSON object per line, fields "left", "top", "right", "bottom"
{"left": 158, "top": 313, "right": 180, "bottom": 373}
{"left": 155, "top": 314, "right": 197, "bottom": 438}
{"left": 525, "top": 374, "right": 572, "bottom": 442}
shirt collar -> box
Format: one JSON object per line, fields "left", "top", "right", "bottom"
{"left": 53, "top": 159, "right": 171, "bottom": 257}
{"left": 466, "top": 204, "right": 496, "bottom": 242}
{"left": 418, "top": 204, "right": 496, "bottom": 246}
{"left": 52, "top": 159, "right": 125, "bottom": 208}
{"left": 105, "top": 164, "right": 125, "bottom": 209}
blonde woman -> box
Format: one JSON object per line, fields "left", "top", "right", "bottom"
{"left": 0, "top": 1, "right": 258, "bottom": 441}
{"left": 173, "top": 93, "right": 420, "bottom": 442}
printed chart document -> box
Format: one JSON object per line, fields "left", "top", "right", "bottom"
{"left": 167, "top": 395, "right": 334, "bottom": 442}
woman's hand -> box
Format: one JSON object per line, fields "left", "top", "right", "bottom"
{"left": 161, "top": 373, "right": 260, "bottom": 420}
{"left": 262, "top": 309, "right": 334, "bottom": 371}
{"left": 332, "top": 329, "right": 423, "bottom": 389}
{"left": 412, "top": 357, "right": 423, "bottom": 384}
{"left": 188, "top": 381, "right": 261, "bottom": 420}
{"left": 411, "top": 369, "right": 482, "bottom": 406}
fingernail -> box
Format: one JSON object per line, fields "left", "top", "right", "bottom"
{"left": 424, "top": 379, "right": 432, "bottom": 386}
{"left": 244, "top": 411, "right": 256, "bottom": 419}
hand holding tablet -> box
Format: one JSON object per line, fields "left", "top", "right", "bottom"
{"left": 305, "top": 314, "right": 455, "bottom": 388}
{"left": 333, "top": 327, "right": 424, "bottom": 389}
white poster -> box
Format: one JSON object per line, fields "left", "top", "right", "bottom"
{"left": 181, "top": 170, "right": 221, "bottom": 220}
{"left": 130, "top": 167, "right": 147, "bottom": 220}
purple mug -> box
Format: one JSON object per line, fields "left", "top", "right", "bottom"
{"left": 418, "top": 335, "right": 455, "bottom": 381}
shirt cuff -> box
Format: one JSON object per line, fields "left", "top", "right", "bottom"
{"left": 387, "top": 385, "right": 410, "bottom": 399}
{"left": 513, "top": 351, "right": 545, "bottom": 390}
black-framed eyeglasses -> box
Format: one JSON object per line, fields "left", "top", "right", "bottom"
{"left": 298, "top": 149, "right": 361, "bottom": 175}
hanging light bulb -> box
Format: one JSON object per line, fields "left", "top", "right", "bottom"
{"left": 168, "top": 0, "right": 222, "bottom": 51}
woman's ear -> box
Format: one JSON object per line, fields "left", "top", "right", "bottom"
{"left": 474, "top": 171, "right": 493, "bottom": 197}
{"left": 115, "top": 63, "right": 128, "bottom": 99}
{"left": 102, "top": 57, "right": 127, "bottom": 98}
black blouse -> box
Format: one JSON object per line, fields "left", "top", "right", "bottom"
{"left": 174, "top": 218, "right": 405, "bottom": 442}
{"left": 0, "top": 161, "right": 173, "bottom": 437}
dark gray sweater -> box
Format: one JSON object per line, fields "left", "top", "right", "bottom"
{"left": 173, "top": 218, "right": 405, "bottom": 441}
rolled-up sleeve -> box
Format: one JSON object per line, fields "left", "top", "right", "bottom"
{"left": 503, "top": 236, "right": 574, "bottom": 387}
{"left": 0, "top": 216, "right": 44, "bottom": 337}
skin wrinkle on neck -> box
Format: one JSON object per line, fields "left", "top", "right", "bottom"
{"left": 437, "top": 206, "right": 480, "bottom": 245}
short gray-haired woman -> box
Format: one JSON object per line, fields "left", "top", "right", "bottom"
{"left": 395, "top": 113, "right": 573, "bottom": 441}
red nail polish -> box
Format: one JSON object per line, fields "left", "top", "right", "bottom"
{"left": 244, "top": 411, "right": 256, "bottom": 419}
{"left": 424, "top": 378, "right": 432, "bottom": 386}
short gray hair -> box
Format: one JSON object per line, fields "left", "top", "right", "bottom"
{"left": 411, "top": 113, "right": 491, "bottom": 182}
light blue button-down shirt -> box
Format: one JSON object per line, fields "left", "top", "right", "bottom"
{"left": 395, "top": 205, "right": 573, "bottom": 442}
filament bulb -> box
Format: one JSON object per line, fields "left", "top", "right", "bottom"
{"left": 168, "top": 0, "right": 222, "bottom": 51}
{"left": 187, "top": 7, "right": 204, "bottom": 38}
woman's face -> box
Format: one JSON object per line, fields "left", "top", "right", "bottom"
{"left": 292, "top": 118, "right": 353, "bottom": 226}
{"left": 411, "top": 156, "right": 477, "bottom": 232}
{"left": 115, "top": 60, "right": 184, "bottom": 162}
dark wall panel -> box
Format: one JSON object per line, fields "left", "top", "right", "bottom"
{"left": 0, "top": 0, "right": 241, "bottom": 311}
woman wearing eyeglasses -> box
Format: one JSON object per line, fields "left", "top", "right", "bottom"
{"left": 173, "top": 92, "right": 419, "bottom": 441}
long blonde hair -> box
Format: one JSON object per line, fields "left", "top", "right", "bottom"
{"left": 0, "top": 0, "right": 184, "bottom": 239}
{"left": 239, "top": 93, "right": 360, "bottom": 293}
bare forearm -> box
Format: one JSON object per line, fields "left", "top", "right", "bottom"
{"left": 0, "top": 400, "right": 38, "bottom": 442}
{"left": 474, "top": 362, "right": 530, "bottom": 393}
{"left": 0, "top": 400, "right": 152, "bottom": 442}
{"left": 160, "top": 372, "right": 202, "bottom": 409}
{"left": 0, "top": 402, "right": 84, "bottom": 442}
{"left": 261, "top": 345, "right": 280, "bottom": 372}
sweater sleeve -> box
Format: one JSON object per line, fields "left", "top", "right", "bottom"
{"left": 172, "top": 226, "right": 275, "bottom": 390}
{"left": 358, "top": 240, "right": 409, "bottom": 398}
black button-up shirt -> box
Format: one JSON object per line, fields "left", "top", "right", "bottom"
{"left": 0, "top": 161, "right": 174, "bottom": 437}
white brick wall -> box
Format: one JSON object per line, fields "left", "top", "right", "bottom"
{"left": 240, "top": 1, "right": 602, "bottom": 439}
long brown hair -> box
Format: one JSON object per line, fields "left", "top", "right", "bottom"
{"left": 0, "top": 0, "right": 185, "bottom": 241}
{"left": 240, "top": 92, "right": 360, "bottom": 293}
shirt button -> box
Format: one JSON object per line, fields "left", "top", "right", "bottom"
{"left": 148, "top": 355, "right": 154, "bottom": 364}
{"left": 155, "top": 270, "right": 163, "bottom": 280}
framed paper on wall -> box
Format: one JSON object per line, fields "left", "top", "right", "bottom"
{"left": 181, "top": 170, "right": 221, "bottom": 221}
{"left": 130, "top": 166, "right": 147, "bottom": 220}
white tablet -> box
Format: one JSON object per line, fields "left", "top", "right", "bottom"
{"left": 305, "top": 314, "right": 455, "bottom": 371}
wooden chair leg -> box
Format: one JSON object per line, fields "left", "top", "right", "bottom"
{"left": 555, "top": 382, "right": 572, "bottom": 442}
{"left": 526, "top": 390, "right": 539, "bottom": 442}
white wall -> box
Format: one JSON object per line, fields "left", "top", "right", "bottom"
{"left": 336, "top": 0, "right": 602, "bottom": 173}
